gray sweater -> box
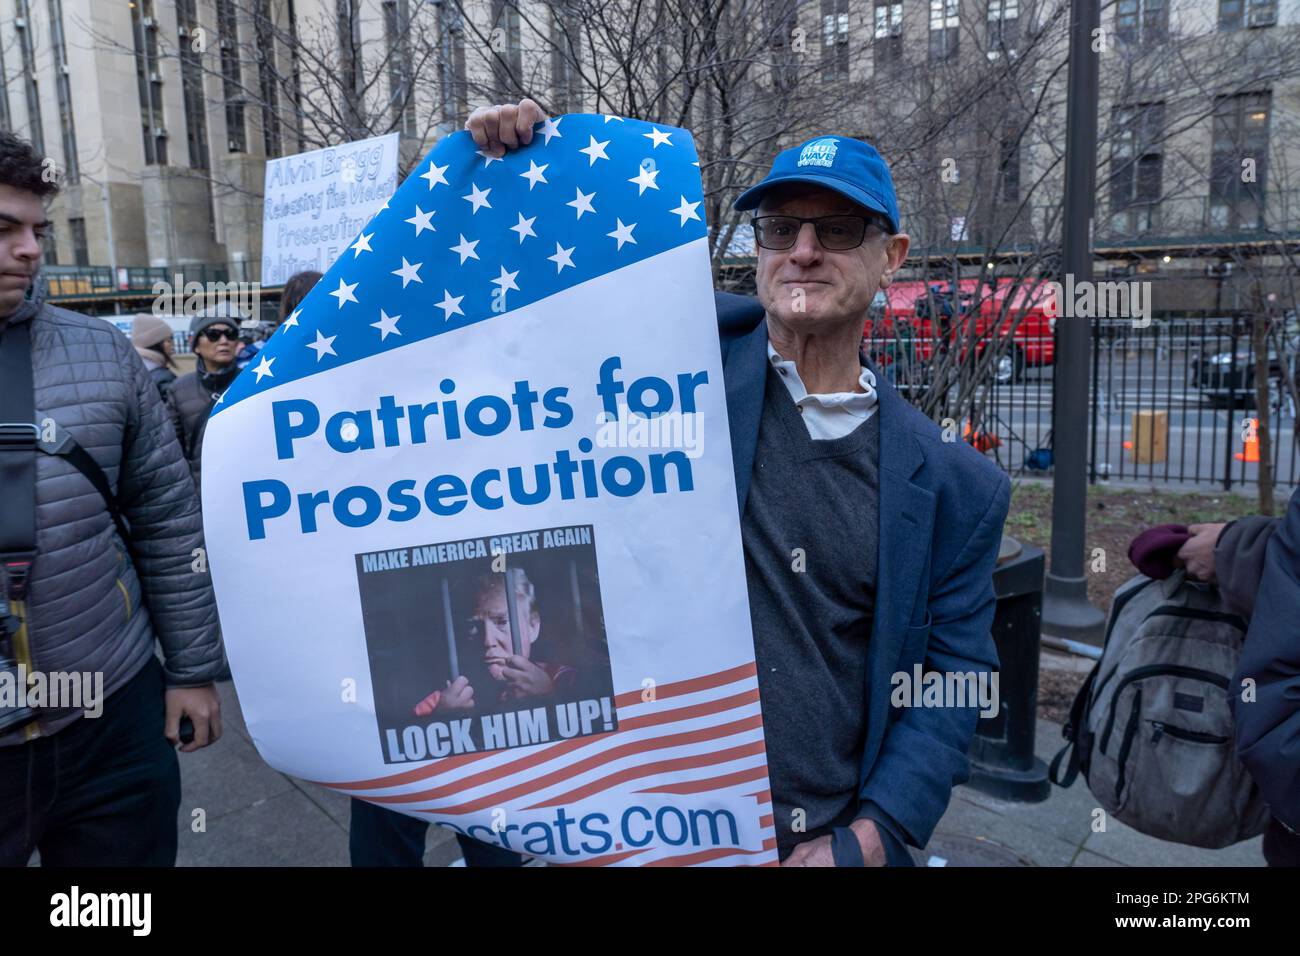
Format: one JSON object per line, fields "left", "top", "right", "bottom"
{"left": 742, "top": 365, "right": 880, "bottom": 859}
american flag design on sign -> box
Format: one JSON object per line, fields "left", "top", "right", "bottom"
{"left": 204, "top": 114, "right": 775, "bottom": 866}
{"left": 319, "top": 662, "right": 775, "bottom": 866}
{"left": 216, "top": 115, "right": 709, "bottom": 415}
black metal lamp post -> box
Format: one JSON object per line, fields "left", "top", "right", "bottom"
{"left": 1042, "top": 0, "right": 1107, "bottom": 643}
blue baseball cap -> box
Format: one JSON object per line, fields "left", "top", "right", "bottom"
{"left": 734, "top": 135, "right": 901, "bottom": 234}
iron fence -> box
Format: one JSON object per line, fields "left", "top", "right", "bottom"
{"left": 963, "top": 312, "right": 1300, "bottom": 489}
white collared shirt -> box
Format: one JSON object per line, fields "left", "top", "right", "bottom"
{"left": 766, "top": 340, "right": 878, "bottom": 440}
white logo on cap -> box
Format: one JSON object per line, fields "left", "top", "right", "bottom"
{"left": 797, "top": 138, "right": 839, "bottom": 168}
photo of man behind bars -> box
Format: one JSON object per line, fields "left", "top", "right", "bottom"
{"left": 356, "top": 525, "right": 616, "bottom": 761}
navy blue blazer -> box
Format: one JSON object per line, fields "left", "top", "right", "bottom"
{"left": 715, "top": 292, "right": 1010, "bottom": 852}
{"left": 1233, "top": 485, "right": 1300, "bottom": 832}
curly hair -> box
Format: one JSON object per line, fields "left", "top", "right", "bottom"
{"left": 0, "top": 131, "right": 59, "bottom": 198}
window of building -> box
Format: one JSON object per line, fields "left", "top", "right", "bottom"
{"left": 177, "top": 0, "right": 210, "bottom": 170}
{"left": 383, "top": 1, "right": 416, "bottom": 135}
{"left": 0, "top": 26, "right": 11, "bottom": 132}
{"left": 821, "top": 0, "right": 850, "bottom": 80}
{"left": 15, "top": 0, "right": 45, "bottom": 153}
{"left": 68, "top": 216, "right": 88, "bottom": 266}
{"left": 437, "top": 1, "right": 468, "bottom": 122}
{"left": 130, "top": 0, "right": 168, "bottom": 165}
{"left": 490, "top": 1, "right": 523, "bottom": 98}
{"left": 987, "top": 0, "right": 1018, "bottom": 58}
{"left": 1116, "top": 0, "right": 1167, "bottom": 45}
{"left": 550, "top": 2, "right": 584, "bottom": 114}
{"left": 255, "top": 0, "right": 282, "bottom": 155}
{"left": 1210, "top": 91, "right": 1269, "bottom": 232}
{"left": 929, "top": 0, "right": 959, "bottom": 61}
{"left": 336, "top": 0, "right": 365, "bottom": 134}
{"left": 999, "top": 125, "right": 1022, "bottom": 201}
{"left": 217, "top": 0, "right": 246, "bottom": 153}
{"left": 1110, "top": 102, "right": 1164, "bottom": 233}
{"left": 874, "top": 1, "right": 903, "bottom": 69}
{"left": 46, "top": 0, "right": 79, "bottom": 183}
{"left": 766, "top": 0, "right": 800, "bottom": 91}
{"left": 1219, "top": 0, "right": 1277, "bottom": 30}
{"left": 287, "top": 0, "right": 305, "bottom": 146}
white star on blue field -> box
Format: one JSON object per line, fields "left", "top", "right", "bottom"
{"left": 217, "top": 115, "right": 707, "bottom": 413}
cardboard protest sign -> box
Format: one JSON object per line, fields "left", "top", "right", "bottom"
{"left": 261, "top": 132, "right": 400, "bottom": 285}
{"left": 204, "top": 114, "right": 776, "bottom": 866}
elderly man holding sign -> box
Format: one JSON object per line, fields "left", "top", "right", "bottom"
{"left": 351, "top": 100, "right": 1008, "bottom": 868}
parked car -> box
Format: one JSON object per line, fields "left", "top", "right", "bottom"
{"left": 1190, "top": 314, "right": 1300, "bottom": 412}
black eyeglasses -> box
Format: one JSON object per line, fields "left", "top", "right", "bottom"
{"left": 201, "top": 327, "right": 240, "bottom": 343}
{"left": 752, "top": 214, "right": 890, "bottom": 251}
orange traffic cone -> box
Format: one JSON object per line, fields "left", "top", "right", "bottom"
{"left": 1235, "top": 419, "right": 1260, "bottom": 462}
{"left": 963, "top": 420, "right": 1002, "bottom": 453}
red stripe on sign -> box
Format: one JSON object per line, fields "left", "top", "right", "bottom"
{"left": 642, "top": 843, "right": 773, "bottom": 867}
{"left": 633, "top": 763, "right": 769, "bottom": 795}
{"left": 612, "top": 661, "right": 757, "bottom": 709}
{"left": 616, "top": 689, "right": 760, "bottom": 733}
{"left": 311, "top": 664, "right": 758, "bottom": 790}
{"left": 400, "top": 739, "right": 765, "bottom": 817}
{"left": 520, "top": 740, "right": 768, "bottom": 811}
{"left": 374, "top": 713, "right": 765, "bottom": 806}
{"left": 336, "top": 688, "right": 760, "bottom": 798}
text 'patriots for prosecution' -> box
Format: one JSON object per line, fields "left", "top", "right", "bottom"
{"left": 241, "top": 357, "right": 711, "bottom": 540}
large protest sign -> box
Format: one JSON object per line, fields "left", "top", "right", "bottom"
{"left": 261, "top": 132, "right": 400, "bottom": 285}
{"left": 204, "top": 114, "right": 777, "bottom": 866}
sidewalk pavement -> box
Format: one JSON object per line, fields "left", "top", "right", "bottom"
{"left": 922, "top": 715, "right": 1263, "bottom": 867}
{"left": 177, "top": 680, "right": 457, "bottom": 867}
{"left": 177, "top": 679, "right": 1265, "bottom": 867}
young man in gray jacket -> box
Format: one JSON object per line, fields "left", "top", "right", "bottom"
{"left": 0, "top": 131, "right": 224, "bottom": 866}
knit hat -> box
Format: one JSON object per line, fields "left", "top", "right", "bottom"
{"left": 189, "top": 301, "right": 246, "bottom": 347}
{"left": 131, "top": 313, "right": 173, "bottom": 349}
{"left": 1128, "top": 524, "right": 1193, "bottom": 580}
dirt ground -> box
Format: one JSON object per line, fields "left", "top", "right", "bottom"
{"left": 1005, "top": 482, "right": 1264, "bottom": 722}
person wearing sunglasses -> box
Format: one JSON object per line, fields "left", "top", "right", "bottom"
{"left": 727, "top": 151, "right": 1006, "bottom": 869}
{"left": 166, "top": 305, "right": 246, "bottom": 499}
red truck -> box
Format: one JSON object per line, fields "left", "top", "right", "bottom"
{"left": 864, "top": 278, "right": 1057, "bottom": 385}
